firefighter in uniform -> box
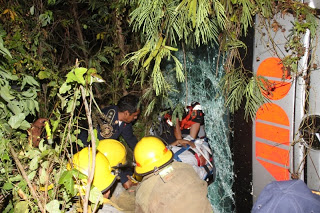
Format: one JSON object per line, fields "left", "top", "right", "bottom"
{"left": 133, "top": 136, "right": 213, "bottom": 213}
{"left": 68, "top": 147, "right": 125, "bottom": 213}
{"left": 97, "top": 139, "right": 135, "bottom": 212}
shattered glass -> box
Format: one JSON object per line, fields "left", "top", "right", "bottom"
{"left": 164, "top": 46, "right": 234, "bottom": 212}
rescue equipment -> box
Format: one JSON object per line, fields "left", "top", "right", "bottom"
{"left": 134, "top": 136, "right": 174, "bottom": 176}
{"left": 67, "top": 147, "right": 116, "bottom": 193}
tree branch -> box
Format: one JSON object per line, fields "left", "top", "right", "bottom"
{"left": 9, "top": 145, "right": 45, "bottom": 213}
{"left": 80, "top": 85, "right": 96, "bottom": 213}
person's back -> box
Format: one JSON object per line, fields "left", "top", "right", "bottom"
{"left": 135, "top": 161, "right": 212, "bottom": 213}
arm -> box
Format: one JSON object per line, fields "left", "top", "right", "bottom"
{"left": 189, "top": 122, "right": 201, "bottom": 139}
{"left": 121, "top": 123, "right": 138, "bottom": 150}
{"left": 171, "top": 139, "right": 196, "bottom": 148}
{"left": 174, "top": 118, "right": 182, "bottom": 140}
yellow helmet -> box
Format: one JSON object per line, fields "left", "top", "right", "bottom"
{"left": 68, "top": 147, "right": 116, "bottom": 193}
{"left": 97, "top": 139, "right": 127, "bottom": 168}
{"left": 134, "top": 136, "right": 173, "bottom": 176}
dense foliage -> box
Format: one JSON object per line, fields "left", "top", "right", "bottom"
{"left": 0, "top": 0, "right": 318, "bottom": 212}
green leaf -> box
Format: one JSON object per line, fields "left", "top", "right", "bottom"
{"left": 30, "top": 6, "right": 35, "bottom": 15}
{"left": 24, "top": 75, "right": 40, "bottom": 87}
{"left": 59, "top": 82, "right": 71, "bottom": 94}
{"left": 1, "top": 152, "right": 10, "bottom": 161}
{"left": 50, "top": 118, "right": 60, "bottom": 133}
{"left": 38, "top": 70, "right": 51, "bottom": 79}
{"left": 21, "top": 89, "right": 36, "bottom": 98}
{"left": 39, "top": 167, "right": 47, "bottom": 185}
{"left": 0, "top": 70, "right": 18, "bottom": 80}
{"left": 27, "top": 171, "right": 37, "bottom": 181}
{"left": 2, "top": 182, "right": 14, "bottom": 190}
{"left": 29, "top": 156, "right": 39, "bottom": 171}
{"left": 38, "top": 139, "right": 46, "bottom": 152}
{"left": 58, "top": 170, "right": 75, "bottom": 196}
{"left": 0, "top": 86, "right": 15, "bottom": 102}
{"left": 8, "top": 113, "right": 26, "bottom": 129}
{"left": 14, "top": 201, "right": 28, "bottom": 213}
{"left": 97, "top": 55, "right": 109, "bottom": 64}
{"left": 26, "top": 100, "right": 36, "bottom": 115}
{"left": 0, "top": 37, "right": 12, "bottom": 58}
{"left": 74, "top": 67, "right": 87, "bottom": 85}
{"left": 66, "top": 99, "right": 75, "bottom": 113}
{"left": 10, "top": 174, "right": 22, "bottom": 182}
{"left": 77, "top": 139, "right": 84, "bottom": 147}
{"left": 26, "top": 149, "right": 41, "bottom": 159}
{"left": 7, "top": 101, "right": 22, "bottom": 115}
{"left": 65, "top": 72, "right": 77, "bottom": 83}
{"left": 45, "top": 200, "right": 61, "bottom": 213}
{"left": 89, "top": 186, "right": 103, "bottom": 204}
{"left": 66, "top": 68, "right": 87, "bottom": 85}
{"left": 19, "top": 120, "right": 31, "bottom": 130}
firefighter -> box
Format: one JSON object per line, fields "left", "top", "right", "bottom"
{"left": 68, "top": 147, "right": 124, "bottom": 212}
{"left": 97, "top": 139, "right": 136, "bottom": 211}
{"left": 97, "top": 139, "right": 128, "bottom": 176}
{"left": 133, "top": 136, "right": 213, "bottom": 213}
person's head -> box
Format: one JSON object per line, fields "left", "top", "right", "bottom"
{"left": 68, "top": 147, "right": 117, "bottom": 197}
{"left": 133, "top": 136, "right": 173, "bottom": 176}
{"left": 117, "top": 94, "right": 140, "bottom": 123}
{"left": 97, "top": 139, "right": 127, "bottom": 169}
{"left": 252, "top": 180, "right": 320, "bottom": 213}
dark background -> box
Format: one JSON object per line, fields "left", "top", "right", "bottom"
{"left": 231, "top": 26, "right": 254, "bottom": 213}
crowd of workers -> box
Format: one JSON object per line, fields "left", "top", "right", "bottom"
{"left": 69, "top": 94, "right": 320, "bottom": 212}
{"left": 71, "top": 94, "right": 214, "bottom": 212}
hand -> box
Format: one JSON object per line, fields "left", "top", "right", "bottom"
{"left": 122, "top": 175, "right": 138, "bottom": 190}
{"left": 173, "top": 139, "right": 195, "bottom": 148}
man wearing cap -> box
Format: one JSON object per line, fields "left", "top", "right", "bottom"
{"left": 252, "top": 179, "right": 320, "bottom": 213}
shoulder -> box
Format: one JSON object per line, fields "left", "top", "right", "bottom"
{"left": 101, "top": 105, "right": 118, "bottom": 114}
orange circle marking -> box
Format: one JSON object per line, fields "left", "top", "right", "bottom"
{"left": 257, "top": 57, "right": 292, "bottom": 100}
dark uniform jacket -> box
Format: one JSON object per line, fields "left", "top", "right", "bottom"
{"left": 98, "top": 105, "right": 138, "bottom": 150}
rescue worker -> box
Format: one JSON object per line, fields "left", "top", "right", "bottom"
{"left": 97, "top": 139, "right": 136, "bottom": 211}
{"left": 96, "top": 94, "right": 140, "bottom": 150}
{"left": 79, "top": 94, "right": 140, "bottom": 189}
{"left": 97, "top": 139, "right": 137, "bottom": 212}
{"left": 133, "top": 136, "right": 213, "bottom": 213}
{"left": 68, "top": 147, "right": 124, "bottom": 212}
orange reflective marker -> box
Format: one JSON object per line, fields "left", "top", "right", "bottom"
{"left": 255, "top": 57, "right": 291, "bottom": 181}
{"left": 257, "top": 57, "right": 292, "bottom": 100}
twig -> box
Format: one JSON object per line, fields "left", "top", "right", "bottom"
{"left": 80, "top": 85, "right": 97, "bottom": 213}
{"left": 182, "top": 41, "right": 188, "bottom": 106}
{"left": 9, "top": 145, "right": 45, "bottom": 213}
